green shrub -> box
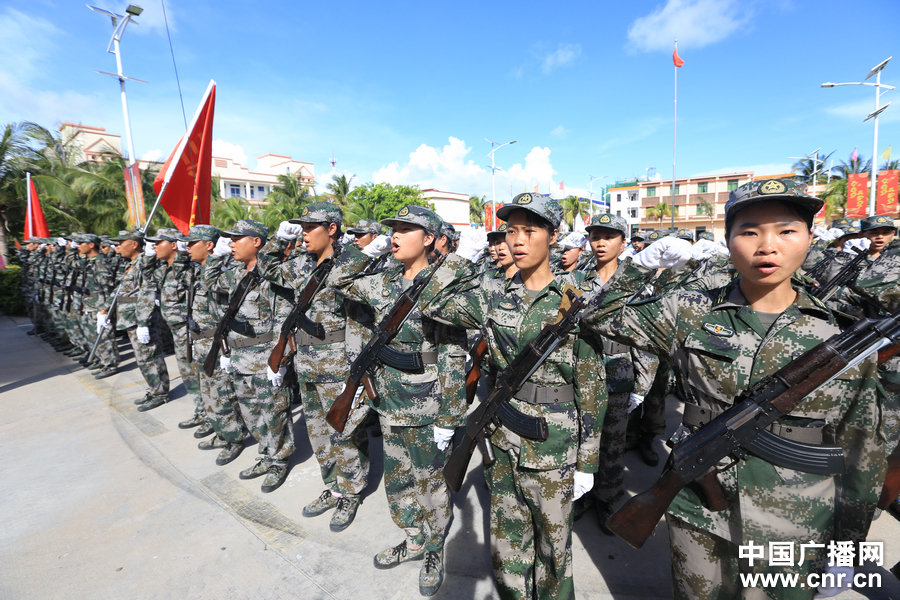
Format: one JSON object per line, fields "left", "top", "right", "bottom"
{"left": 0, "top": 265, "right": 25, "bottom": 315}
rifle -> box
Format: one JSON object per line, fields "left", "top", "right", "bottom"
{"left": 606, "top": 310, "right": 900, "bottom": 549}
{"left": 267, "top": 259, "right": 335, "bottom": 372}
{"left": 465, "top": 335, "right": 488, "bottom": 404}
{"left": 86, "top": 257, "right": 136, "bottom": 363}
{"left": 811, "top": 247, "right": 868, "bottom": 301}
{"left": 325, "top": 252, "right": 447, "bottom": 432}
{"left": 443, "top": 286, "right": 599, "bottom": 493}
{"left": 202, "top": 268, "right": 261, "bottom": 377}
{"left": 878, "top": 444, "right": 900, "bottom": 510}
{"left": 186, "top": 264, "right": 196, "bottom": 363}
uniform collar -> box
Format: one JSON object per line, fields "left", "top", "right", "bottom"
{"left": 711, "top": 278, "right": 831, "bottom": 318}
{"left": 504, "top": 271, "right": 567, "bottom": 298}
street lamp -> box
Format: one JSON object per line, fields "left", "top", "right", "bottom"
{"left": 788, "top": 147, "right": 822, "bottom": 196}
{"left": 487, "top": 138, "right": 516, "bottom": 231}
{"left": 589, "top": 175, "right": 607, "bottom": 220}
{"left": 822, "top": 56, "right": 894, "bottom": 216}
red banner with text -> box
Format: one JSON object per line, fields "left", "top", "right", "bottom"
{"left": 846, "top": 173, "right": 868, "bottom": 218}
{"left": 876, "top": 170, "right": 899, "bottom": 215}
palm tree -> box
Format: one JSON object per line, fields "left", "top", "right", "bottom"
{"left": 791, "top": 152, "right": 835, "bottom": 184}
{"left": 326, "top": 174, "right": 352, "bottom": 206}
{"left": 68, "top": 155, "right": 132, "bottom": 234}
{"left": 834, "top": 153, "right": 872, "bottom": 180}
{"left": 266, "top": 172, "right": 312, "bottom": 210}
{"left": 212, "top": 196, "right": 253, "bottom": 229}
{"left": 697, "top": 197, "right": 715, "bottom": 229}
{"left": 559, "top": 195, "right": 588, "bottom": 231}
{"left": 469, "top": 195, "right": 486, "bottom": 226}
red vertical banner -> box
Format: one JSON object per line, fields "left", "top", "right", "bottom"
{"left": 876, "top": 169, "right": 899, "bottom": 215}
{"left": 123, "top": 163, "right": 146, "bottom": 227}
{"left": 484, "top": 203, "right": 494, "bottom": 231}
{"left": 846, "top": 173, "right": 869, "bottom": 218}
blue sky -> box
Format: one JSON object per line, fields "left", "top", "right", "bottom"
{"left": 2, "top": 0, "right": 898, "bottom": 201}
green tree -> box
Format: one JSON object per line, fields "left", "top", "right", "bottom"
{"left": 646, "top": 202, "right": 674, "bottom": 228}
{"left": 344, "top": 182, "right": 431, "bottom": 225}
{"left": 697, "top": 197, "right": 715, "bottom": 228}
{"left": 469, "top": 195, "right": 486, "bottom": 226}
{"left": 326, "top": 174, "right": 352, "bottom": 207}
{"left": 212, "top": 196, "right": 253, "bottom": 230}
{"left": 791, "top": 151, "right": 835, "bottom": 184}
{"left": 559, "top": 195, "right": 588, "bottom": 231}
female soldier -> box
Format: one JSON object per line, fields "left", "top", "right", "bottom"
{"left": 420, "top": 193, "right": 606, "bottom": 600}
{"left": 582, "top": 179, "right": 885, "bottom": 600}
{"left": 332, "top": 205, "right": 466, "bottom": 597}
{"left": 486, "top": 223, "right": 518, "bottom": 280}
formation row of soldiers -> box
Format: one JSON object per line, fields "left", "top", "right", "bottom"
{"left": 16, "top": 178, "right": 900, "bottom": 599}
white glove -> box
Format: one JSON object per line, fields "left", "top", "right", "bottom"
{"left": 573, "top": 471, "right": 593, "bottom": 501}
{"left": 433, "top": 426, "right": 455, "bottom": 451}
{"left": 633, "top": 237, "right": 693, "bottom": 269}
{"left": 812, "top": 225, "right": 832, "bottom": 241}
{"left": 68, "top": 240, "right": 78, "bottom": 249}
{"left": 456, "top": 229, "right": 488, "bottom": 262}
{"left": 620, "top": 246, "right": 636, "bottom": 259}
{"left": 716, "top": 240, "right": 730, "bottom": 255}
{"left": 176, "top": 240, "right": 188, "bottom": 252}
{"left": 96, "top": 313, "right": 109, "bottom": 334}
{"left": 266, "top": 365, "right": 286, "bottom": 387}
{"left": 828, "top": 227, "right": 846, "bottom": 240}
{"left": 814, "top": 565, "right": 854, "bottom": 598}
{"left": 276, "top": 221, "right": 303, "bottom": 241}
{"left": 341, "top": 232, "right": 354, "bottom": 245}
{"left": 143, "top": 242, "right": 156, "bottom": 257}
{"left": 690, "top": 239, "right": 719, "bottom": 261}
{"left": 219, "top": 355, "right": 233, "bottom": 373}
{"left": 136, "top": 326, "right": 151, "bottom": 344}
{"left": 362, "top": 234, "right": 392, "bottom": 257}
{"left": 626, "top": 393, "right": 645, "bottom": 414}
{"left": 213, "top": 236, "right": 232, "bottom": 257}
{"left": 843, "top": 237, "right": 871, "bottom": 254}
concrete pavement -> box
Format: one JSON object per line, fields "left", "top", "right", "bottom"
{"left": 1, "top": 314, "right": 898, "bottom": 599}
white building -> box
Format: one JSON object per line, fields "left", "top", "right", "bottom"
{"left": 606, "top": 180, "right": 642, "bottom": 234}
{"left": 213, "top": 154, "right": 315, "bottom": 206}
{"left": 421, "top": 189, "right": 470, "bottom": 230}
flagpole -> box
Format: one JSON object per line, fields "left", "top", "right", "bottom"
{"left": 25, "top": 172, "right": 32, "bottom": 239}
{"left": 671, "top": 41, "right": 678, "bottom": 231}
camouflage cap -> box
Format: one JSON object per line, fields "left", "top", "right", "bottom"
{"left": 185, "top": 224, "right": 221, "bottom": 242}
{"left": 860, "top": 215, "right": 898, "bottom": 232}
{"left": 77, "top": 233, "right": 101, "bottom": 245}
{"left": 698, "top": 231, "right": 715, "bottom": 242}
{"left": 585, "top": 213, "right": 628, "bottom": 236}
{"left": 725, "top": 178, "right": 823, "bottom": 225}
{"left": 381, "top": 205, "right": 442, "bottom": 235}
{"left": 346, "top": 219, "right": 382, "bottom": 235}
{"left": 222, "top": 219, "right": 269, "bottom": 242}
{"left": 631, "top": 230, "right": 646, "bottom": 241}
{"left": 830, "top": 217, "right": 854, "bottom": 230}
{"left": 111, "top": 229, "right": 145, "bottom": 242}
{"left": 646, "top": 230, "right": 665, "bottom": 242}
{"left": 439, "top": 221, "right": 459, "bottom": 241}
{"left": 486, "top": 222, "right": 509, "bottom": 239}
{"left": 496, "top": 193, "right": 563, "bottom": 228}
{"left": 839, "top": 225, "right": 861, "bottom": 236}
{"left": 676, "top": 228, "right": 695, "bottom": 242}
{"left": 559, "top": 232, "right": 586, "bottom": 250}
{"left": 289, "top": 201, "right": 343, "bottom": 226}
{"left": 99, "top": 236, "right": 112, "bottom": 246}
{"left": 145, "top": 228, "right": 183, "bottom": 243}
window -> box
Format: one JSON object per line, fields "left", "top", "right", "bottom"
{"left": 727, "top": 179, "right": 739, "bottom": 192}
{"left": 616, "top": 210, "right": 622, "bottom": 217}
{"left": 647, "top": 186, "right": 657, "bottom": 197}
{"left": 250, "top": 186, "right": 255, "bottom": 199}
{"left": 697, "top": 205, "right": 705, "bottom": 215}
{"left": 229, "top": 184, "right": 242, "bottom": 198}
{"left": 629, "top": 208, "right": 638, "bottom": 218}
{"left": 616, "top": 193, "right": 622, "bottom": 202}
{"left": 671, "top": 184, "right": 680, "bottom": 195}
{"left": 697, "top": 182, "right": 708, "bottom": 193}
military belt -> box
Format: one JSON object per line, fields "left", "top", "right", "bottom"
{"left": 297, "top": 329, "right": 345, "bottom": 346}
{"left": 229, "top": 331, "right": 274, "bottom": 349}
{"left": 118, "top": 296, "right": 137, "bottom": 304}
{"left": 514, "top": 381, "right": 575, "bottom": 405}
{"left": 193, "top": 328, "right": 217, "bottom": 340}
{"left": 683, "top": 403, "right": 826, "bottom": 445}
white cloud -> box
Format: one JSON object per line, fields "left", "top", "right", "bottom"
{"left": 212, "top": 139, "right": 248, "bottom": 166}
{"left": 541, "top": 43, "right": 582, "bottom": 74}
{"left": 825, "top": 98, "right": 900, "bottom": 124}
{"left": 627, "top": 0, "right": 750, "bottom": 53}
{"left": 551, "top": 125, "right": 569, "bottom": 138}
{"left": 141, "top": 149, "right": 163, "bottom": 162}
{"left": 371, "top": 137, "right": 560, "bottom": 200}
{"left": 0, "top": 8, "right": 59, "bottom": 79}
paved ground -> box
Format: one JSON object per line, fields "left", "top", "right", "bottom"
{"left": 1, "top": 314, "right": 898, "bottom": 599}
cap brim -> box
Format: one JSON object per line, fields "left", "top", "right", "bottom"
{"left": 381, "top": 217, "right": 426, "bottom": 230}
{"left": 496, "top": 203, "right": 556, "bottom": 227}
{"left": 727, "top": 194, "right": 824, "bottom": 221}
{"left": 585, "top": 223, "right": 625, "bottom": 234}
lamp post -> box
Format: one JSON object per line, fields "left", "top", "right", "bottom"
{"left": 788, "top": 147, "right": 822, "bottom": 196}
{"left": 487, "top": 138, "right": 516, "bottom": 231}
{"left": 589, "top": 175, "right": 607, "bottom": 220}
{"left": 822, "top": 57, "right": 894, "bottom": 216}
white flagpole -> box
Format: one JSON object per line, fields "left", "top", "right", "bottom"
{"left": 26, "top": 172, "right": 33, "bottom": 238}
{"left": 671, "top": 41, "right": 678, "bottom": 231}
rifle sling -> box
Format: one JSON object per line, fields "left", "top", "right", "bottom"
{"left": 683, "top": 403, "right": 826, "bottom": 445}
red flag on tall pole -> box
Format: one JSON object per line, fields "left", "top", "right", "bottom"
{"left": 24, "top": 172, "right": 49, "bottom": 239}
{"left": 673, "top": 44, "right": 685, "bottom": 68}
{"left": 153, "top": 80, "right": 216, "bottom": 234}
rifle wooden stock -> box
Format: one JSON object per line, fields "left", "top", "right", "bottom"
{"left": 878, "top": 445, "right": 900, "bottom": 510}
{"left": 878, "top": 342, "right": 900, "bottom": 364}
{"left": 326, "top": 375, "right": 375, "bottom": 432}
{"left": 268, "top": 334, "right": 290, "bottom": 372}
{"left": 465, "top": 337, "right": 488, "bottom": 404}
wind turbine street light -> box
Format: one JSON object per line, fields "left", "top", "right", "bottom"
{"left": 486, "top": 139, "right": 517, "bottom": 231}
{"left": 821, "top": 56, "right": 893, "bottom": 216}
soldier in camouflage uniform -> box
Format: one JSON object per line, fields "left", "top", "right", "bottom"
{"left": 182, "top": 225, "right": 246, "bottom": 465}
{"left": 420, "top": 193, "right": 607, "bottom": 600}
{"left": 76, "top": 233, "right": 119, "bottom": 378}
{"left": 346, "top": 218, "right": 383, "bottom": 250}
{"left": 204, "top": 219, "right": 295, "bottom": 493}
{"left": 107, "top": 230, "right": 171, "bottom": 406}
{"left": 582, "top": 179, "right": 886, "bottom": 600}
{"left": 139, "top": 228, "right": 201, "bottom": 413}
{"left": 486, "top": 223, "right": 517, "bottom": 280}
{"left": 260, "top": 203, "right": 373, "bottom": 531}
{"left": 332, "top": 205, "right": 466, "bottom": 597}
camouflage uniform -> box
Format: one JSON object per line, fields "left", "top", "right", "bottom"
{"left": 420, "top": 194, "right": 607, "bottom": 600}
{"left": 332, "top": 213, "right": 466, "bottom": 559}
{"left": 204, "top": 220, "right": 295, "bottom": 478}
{"left": 583, "top": 180, "right": 886, "bottom": 600}
{"left": 111, "top": 230, "right": 170, "bottom": 402}
{"left": 78, "top": 234, "right": 119, "bottom": 371}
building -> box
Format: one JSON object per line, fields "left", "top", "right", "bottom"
{"left": 606, "top": 179, "right": 642, "bottom": 234}
{"left": 421, "top": 189, "right": 471, "bottom": 230}
{"left": 59, "top": 122, "right": 315, "bottom": 205}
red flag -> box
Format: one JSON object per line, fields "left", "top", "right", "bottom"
{"left": 560, "top": 181, "right": 565, "bottom": 190}
{"left": 673, "top": 45, "right": 684, "bottom": 68}
{"left": 876, "top": 170, "right": 899, "bottom": 215}
{"left": 24, "top": 173, "right": 49, "bottom": 239}
{"left": 153, "top": 80, "right": 216, "bottom": 234}
{"left": 846, "top": 173, "right": 868, "bottom": 218}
